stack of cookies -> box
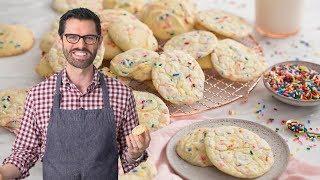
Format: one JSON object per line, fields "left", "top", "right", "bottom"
{"left": 2, "top": 0, "right": 269, "bottom": 138}
{"left": 176, "top": 126, "right": 275, "bottom": 178}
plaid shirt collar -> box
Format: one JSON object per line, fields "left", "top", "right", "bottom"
{"left": 61, "top": 66, "right": 100, "bottom": 93}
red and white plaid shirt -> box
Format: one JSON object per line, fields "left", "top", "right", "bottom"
{"left": 3, "top": 68, "right": 147, "bottom": 178}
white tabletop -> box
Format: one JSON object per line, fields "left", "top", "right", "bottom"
{"left": 0, "top": 0, "right": 319, "bottom": 179}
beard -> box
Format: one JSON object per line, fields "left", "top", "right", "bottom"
{"left": 62, "top": 46, "right": 98, "bottom": 69}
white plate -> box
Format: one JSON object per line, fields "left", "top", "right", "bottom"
{"left": 166, "top": 118, "right": 290, "bottom": 180}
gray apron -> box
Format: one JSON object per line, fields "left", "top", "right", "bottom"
{"left": 43, "top": 72, "right": 118, "bottom": 180}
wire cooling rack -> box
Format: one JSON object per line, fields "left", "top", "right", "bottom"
{"left": 128, "top": 35, "right": 263, "bottom": 117}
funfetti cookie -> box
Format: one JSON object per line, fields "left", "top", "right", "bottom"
{"left": 131, "top": 124, "right": 147, "bottom": 135}
{"left": 152, "top": 50, "right": 205, "bottom": 105}
{"left": 211, "top": 39, "right": 268, "bottom": 82}
{"left": 196, "top": 9, "right": 252, "bottom": 39}
{"left": 99, "top": 9, "right": 139, "bottom": 32}
{"left": 0, "top": 24, "right": 34, "bottom": 57}
{"left": 163, "top": 30, "right": 218, "bottom": 60}
{"left": 204, "top": 126, "right": 274, "bottom": 178}
{"left": 0, "top": 89, "right": 28, "bottom": 131}
{"left": 110, "top": 48, "right": 159, "bottom": 81}
{"left": 176, "top": 128, "right": 212, "bottom": 167}
{"left": 40, "top": 31, "right": 59, "bottom": 54}
{"left": 108, "top": 17, "right": 158, "bottom": 51}
{"left": 197, "top": 54, "right": 213, "bottom": 69}
{"left": 133, "top": 91, "right": 170, "bottom": 132}
{"left": 102, "top": 0, "right": 146, "bottom": 19}
{"left": 102, "top": 32, "right": 123, "bottom": 60}
{"left": 142, "top": 0, "right": 195, "bottom": 40}
{"left": 48, "top": 41, "right": 104, "bottom": 72}
{"left": 51, "top": 0, "right": 103, "bottom": 14}
{"left": 119, "top": 160, "right": 157, "bottom": 180}
{"left": 35, "top": 54, "right": 55, "bottom": 78}
{"left": 100, "top": 66, "right": 132, "bottom": 85}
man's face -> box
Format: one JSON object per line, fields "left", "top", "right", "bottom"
{"left": 60, "top": 18, "right": 101, "bottom": 69}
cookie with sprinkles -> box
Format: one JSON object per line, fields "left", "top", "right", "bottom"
{"left": 119, "top": 160, "right": 157, "bottom": 180}
{"left": 35, "top": 54, "right": 55, "bottom": 78}
{"left": 133, "top": 91, "right": 170, "bottom": 132}
{"left": 102, "top": 0, "right": 146, "bottom": 19}
{"left": 0, "top": 89, "right": 28, "bottom": 131}
{"left": 163, "top": 30, "right": 218, "bottom": 60}
{"left": 51, "top": 0, "right": 103, "bottom": 14}
{"left": 176, "top": 128, "right": 213, "bottom": 167}
{"left": 110, "top": 48, "right": 159, "bottom": 81}
{"left": 152, "top": 50, "right": 205, "bottom": 105}
{"left": 194, "top": 22, "right": 228, "bottom": 40}
{"left": 0, "top": 24, "right": 34, "bottom": 57}
{"left": 211, "top": 39, "right": 268, "bottom": 82}
{"left": 100, "top": 66, "right": 132, "bottom": 85}
{"left": 98, "top": 9, "right": 139, "bottom": 32}
{"left": 142, "top": 0, "right": 195, "bottom": 40}
{"left": 204, "top": 126, "right": 274, "bottom": 178}
{"left": 108, "top": 17, "right": 158, "bottom": 51}
{"left": 196, "top": 9, "right": 252, "bottom": 39}
{"left": 48, "top": 41, "right": 104, "bottom": 72}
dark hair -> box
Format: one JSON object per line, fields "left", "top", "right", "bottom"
{"left": 58, "top": 8, "right": 101, "bottom": 37}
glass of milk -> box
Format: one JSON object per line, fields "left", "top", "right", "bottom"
{"left": 255, "top": 0, "right": 304, "bottom": 38}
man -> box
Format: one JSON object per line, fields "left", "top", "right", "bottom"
{"left": 0, "top": 8, "right": 150, "bottom": 180}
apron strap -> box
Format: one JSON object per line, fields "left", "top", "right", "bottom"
{"left": 53, "top": 72, "right": 63, "bottom": 109}
{"left": 99, "top": 72, "right": 111, "bottom": 109}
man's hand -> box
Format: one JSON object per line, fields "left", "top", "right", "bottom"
{"left": 126, "top": 130, "right": 151, "bottom": 160}
{"left": 0, "top": 164, "right": 21, "bottom": 180}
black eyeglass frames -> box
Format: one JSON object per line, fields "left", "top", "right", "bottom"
{"left": 64, "top": 34, "right": 100, "bottom": 45}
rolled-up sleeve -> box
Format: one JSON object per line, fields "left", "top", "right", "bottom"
{"left": 2, "top": 90, "right": 41, "bottom": 179}
{"left": 118, "top": 89, "right": 148, "bottom": 173}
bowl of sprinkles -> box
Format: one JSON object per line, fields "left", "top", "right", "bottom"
{"left": 263, "top": 61, "right": 320, "bottom": 106}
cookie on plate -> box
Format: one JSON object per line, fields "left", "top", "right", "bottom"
{"left": 110, "top": 48, "right": 159, "bottom": 81}
{"left": 48, "top": 41, "right": 104, "bottom": 72}
{"left": 163, "top": 30, "right": 218, "bottom": 59}
{"left": 133, "top": 91, "right": 170, "bottom": 132}
{"left": 0, "top": 24, "right": 34, "bottom": 57}
{"left": 176, "top": 128, "right": 212, "bottom": 167}
{"left": 119, "top": 160, "right": 157, "bottom": 180}
{"left": 100, "top": 66, "right": 132, "bottom": 85}
{"left": 204, "top": 126, "right": 274, "bottom": 178}
{"left": 102, "top": 0, "right": 146, "bottom": 19}
{"left": 142, "top": 0, "right": 195, "bottom": 40}
{"left": 211, "top": 39, "right": 268, "bottom": 82}
{"left": 51, "top": 0, "right": 103, "bottom": 14}
{"left": 35, "top": 54, "right": 55, "bottom": 78}
{"left": 196, "top": 9, "right": 252, "bottom": 39}
{"left": 108, "top": 17, "right": 158, "bottom": 51}
{"left": 0, "top": 89, "right": 28, "bottom": 131}
{"left": 152, "top": 50, "right": 205, "bottom": 105}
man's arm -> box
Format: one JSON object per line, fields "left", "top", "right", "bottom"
{"left": 118, "top": 89, "right": 148, "bottom": 173}
{"left": 1, "top": 90, "right": 41, "bottom": 179}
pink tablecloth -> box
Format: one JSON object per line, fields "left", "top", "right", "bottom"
{"left": 146, "top": 115, "right": 320, "bottom": 180}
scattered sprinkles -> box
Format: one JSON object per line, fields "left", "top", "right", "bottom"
{"left": 265, "top": 64, "right": 320, "bottom": 100}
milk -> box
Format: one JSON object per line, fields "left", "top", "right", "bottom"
{"left": 255, "top": 0, "right": 304, "bottom": 38}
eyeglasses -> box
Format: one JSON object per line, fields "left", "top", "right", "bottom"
{"left": 64, "top": 34, "right": 100, "bottom": 45}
